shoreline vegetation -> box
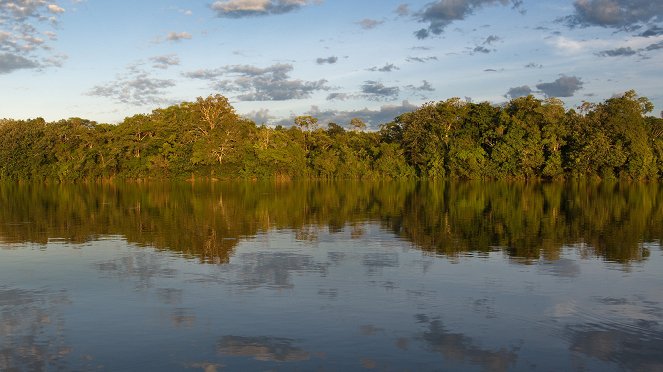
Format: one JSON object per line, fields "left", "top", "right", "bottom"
{"left": 1, "top": 90, "right": 663, "bottom": 182}
{"left": 0, "top": 181, "right": 657, "bottom": 263}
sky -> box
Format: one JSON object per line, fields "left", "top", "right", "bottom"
{"left": 1, "top": 0, "right": 662, "bottom": 128}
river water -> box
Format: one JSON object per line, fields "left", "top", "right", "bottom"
{"left": 1, "top": 181, "right": 661, "bottom": 371}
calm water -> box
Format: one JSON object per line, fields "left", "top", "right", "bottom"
{"left": 0, "top": 181, "right": 662, "bottom": 371}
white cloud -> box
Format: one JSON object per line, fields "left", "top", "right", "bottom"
{"left": 166, "top": 32, "right": 192, "bottom": 42}
{"left": 550, "top": 34, "right": 663, "bottom": 55}
{"left": 47, "top": 4, "right": 65, "bottom": 14}
{"left": 211, "top": 0, "right": 316, "bottom": 17}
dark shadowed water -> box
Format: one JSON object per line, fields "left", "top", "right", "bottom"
{"left": 1, "top": 181, "right": 662, "bottom": 371}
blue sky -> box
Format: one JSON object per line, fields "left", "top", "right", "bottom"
{"left": 1, "top": 0, "right": 662, "bottom": 127}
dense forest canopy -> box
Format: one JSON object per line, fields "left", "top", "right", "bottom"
{"left": 1, "top": 90, "right": 663, "bottom": 181}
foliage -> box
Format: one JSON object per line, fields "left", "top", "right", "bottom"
{"left": 1, "top": 91, "right": 662, "bottom": 181}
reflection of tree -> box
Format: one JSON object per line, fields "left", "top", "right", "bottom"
{"left": 382, "top": 181, "right": 661, "bottom": 263}
{"left": 0, "top": 180, "right": 661, "bottom": 263}
{"left": 218, "top": 336, "right": 309, "bottom": 362}
{"left": 417, "top": 315, "right": 518, "bottom": 372}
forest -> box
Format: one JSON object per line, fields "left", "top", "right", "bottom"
{"left": 1, "top": 90, "right": 663, "bottom": 181}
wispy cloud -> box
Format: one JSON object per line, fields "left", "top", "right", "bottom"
{"left": 211, "top": 0, "right": 319, "bottom": 18}
{"left": 150, "top": 54, "right": 181, "bottom": 69}
{"left": 357, "top": 18, "right": 384, "bottom": 30}
{"left": 88, "top": 65, "right": 176, "bottom": 106}
{"left": 406, "top": 80, "right": 435, "bottom": 92}
{"left": 166, "top": 32, "right": 192, "bottom": 42}
{"left": 406, "top": 56, "right": 438, "bottom": 63}
{"left": 361, "top": 80, "right": 400, "bottom": 101}
{"left": 184, "top": 63, "right": 329, "bottom": 101}
{"left": 395, "top": 4, "right": 410, "bottom": 17}
{"left": 368, "top": 63, "right": 399, "bottom": 72}
{"left": 596, "top": 46, "right": 637, "bottom": 57}
{"left": 316, "top": 56, "right": 338, "bottom": 64}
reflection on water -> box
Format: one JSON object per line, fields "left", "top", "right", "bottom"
{"left": 0, "top": 286, "right": 89, "bottom": 371}
{"left": 0, "top": 181, "right": 661, "bottom": 371}
{"left": 417, "top": 315, "right": 519, "bottom": 372}
{"left": 218, "top": 336, "right": 310, "bottom": 362}
{"left": 0, "top": 180, "right": 660, "bottom": 263}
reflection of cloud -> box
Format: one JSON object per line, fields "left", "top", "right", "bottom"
{"left": 187, "top": 362, "right": 223, "bottom": 372}
{"left": 218, "top": 336, "right": 309, "bottom": 361}
{"left": 363, "top": 252, "right": 399, "bottom": 275}
{"left": 359, "top": 324, "right": 383, "bottom": 336}
{"left": 538, "top": 258, "right": 581, "bottom": 278}
{"left": 418, "top": 316, "right": 518, "bottom": 372}
{"left": 156, "top": 287, "right": 183, "bottom": 305}
{"left": 232, "top": 252, "right": 328, "bottom": 289}
{"left": 171, "top": 308, "right": 196, "bottom": 328}
{"left": 95, "top": 252, "right": 178, "bottom": 289}
{"left": 567, "top": 323, "right": 663, "bottom": 371}
{"left": 0, "top": 286, "right": 82, "bottom": 371}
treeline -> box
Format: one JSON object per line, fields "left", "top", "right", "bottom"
{"left": 1, "top": 90, "right": 662, "bottom": 181}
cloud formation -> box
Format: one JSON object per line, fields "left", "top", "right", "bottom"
{"left": 406, "top": 56, "right": 438, "bottom": 63}
{"left": 596, "top": 46, "right": 637, "bottom": 57}
{"left": 368, "top": 63, "right": 399, "bottom": 72}
{"left": 565, "top": 0, "right": 663, "bottom": 29}
{"left": 395, "top": 4, "right": 410, "bottom": 16}
{"left": 316, "top": 56, "right": 338, "bottom": 64}
{"left": 288, "top": 100, "right": 419, "bottom": 128}
{"left": 88, "top": 66, "right": 175, "bottom": 106}
{"left": 640, "top": 26, "right": 663, "bottom": 37}
{"left": 505, "top": 85, "right": 533, "bottom": 99}
{"left": 406, "top": 80, "right": 435, "bottom": 92}
{"left": 361, "top": 80, "right": 400, "bottom": 101}
{"left": 524, "top": 62, "right": 543, "bottom": 69}
{"left": 184, "top": 63, "right": 329, "bottom": 101}
{"left": 472, "top": 45, "right": 492, "bottom": 54}
{"left": 0, "top": 52, "right": 39, "bottom": 74}
{"left": 166, "top": 32, "right": 192, "bottom": 42}
{"left": 211, "top": 0, "right": 317, "bottom": 17}
{"left": 414, "top": 0, "right": 520, "bottom": 39}
{"left": 536, "top": 76, "right": 583, "bottom": 97}
{"left": 0, "top": 0, "right": 65, "bottom": 73}
{"left": 150, "top": 54, "right": 180, "bottom": 69}
{"left": 357, "top": 18, "right": 384, "bottom": 30}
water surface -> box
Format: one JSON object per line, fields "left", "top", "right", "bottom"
{"left": 1, "top": 181, "right": 662, "bottom": 371}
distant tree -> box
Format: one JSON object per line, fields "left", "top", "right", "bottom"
{"left": 350, "top": 118, "right": 367, "bottom": 132}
